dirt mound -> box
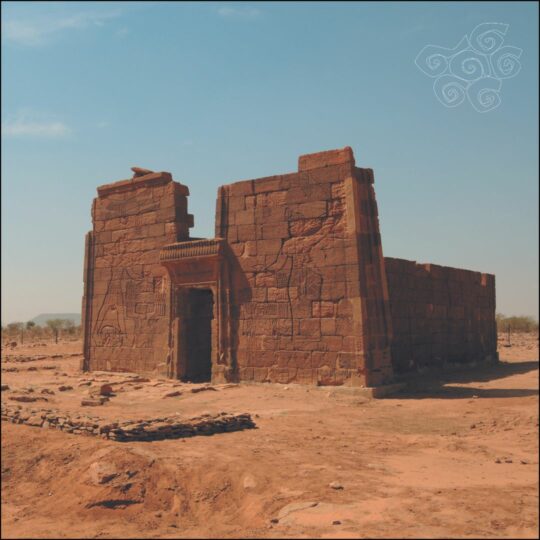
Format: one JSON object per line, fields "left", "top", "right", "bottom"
{"left": 2, "top": 427, "right": 271, "bottom": 537}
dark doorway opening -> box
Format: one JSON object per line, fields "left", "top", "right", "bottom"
{"left": 182, "top": 288, "right": 213, "bottom": 382}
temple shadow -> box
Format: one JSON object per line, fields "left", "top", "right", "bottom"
{"left": 392, "top": 360, "right": 539, "bottom": 400}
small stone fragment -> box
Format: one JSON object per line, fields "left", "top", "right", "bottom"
{"left": 243, "top": 474, "right": 257, "bottom": 489}
{"left": 131, "top": 166, "right": 153, "bottom": 177}
{"left": 88, "top": 461, "right": 119, "bottom": 485}
{"left": 81, "top": 398, "right": 105, "bottom": 407}
{"left": 99, "top": 384, "right": 114, "bottom": 396}
{"left": 163, "top": 391, "right": 182, "bottom": 398}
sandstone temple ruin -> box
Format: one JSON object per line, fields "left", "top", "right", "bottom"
{"left": 81, "top": 147, "right": 497, "bottom": 387}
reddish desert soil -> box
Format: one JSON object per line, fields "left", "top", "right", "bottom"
{"left": 1, "top": 334, "right": 538, "bottom": 539}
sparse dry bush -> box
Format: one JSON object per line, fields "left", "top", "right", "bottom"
{"left": 496, "top": 313, "right": 539, "bottom": 333}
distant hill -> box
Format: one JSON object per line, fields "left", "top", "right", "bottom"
{"left": 31, "top": 313, "right": 81, "bottom": 326}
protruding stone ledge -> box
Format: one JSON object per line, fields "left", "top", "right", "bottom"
{"left": 160, "top": 238, "right": 226, "bottom": 262}
{"left": 1, "top": 403, "right": 256, "bottom": 442}
{"left": 97, "top": 171, "right": 174, "bottom": 197}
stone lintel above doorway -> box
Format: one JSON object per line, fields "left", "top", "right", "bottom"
{"left": 160, "top": 238, "right": 226, "bottom": 285}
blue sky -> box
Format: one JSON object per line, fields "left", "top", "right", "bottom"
{"left": 2, "top": 1, "right": 538, "bottom": 323}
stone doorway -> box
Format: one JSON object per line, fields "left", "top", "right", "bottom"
{"left": 161, "top": 238, "right": 232, "bottom": 382}
{"left": 181, "top": 288, "right": 214, "bottom": 382}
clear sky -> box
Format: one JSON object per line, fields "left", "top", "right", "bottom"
{"left": 1, "top": 1, "right": 538, "bottom": 324}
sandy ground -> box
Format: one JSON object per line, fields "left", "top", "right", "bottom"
{"left": 1, "top": 334, "right": 538, "bottom": 539}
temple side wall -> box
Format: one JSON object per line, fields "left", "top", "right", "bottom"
{"left": 217, "top": 148, "right": 393, "bottom": 386}
{"left": 384, "top": 257, "right": 497, "bottom": 374}
{"left": 82, "top": 173, "right": 192, "bottom": 376}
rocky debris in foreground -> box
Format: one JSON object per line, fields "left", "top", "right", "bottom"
{"left": 8, "top": 395, "right": 48, "bottom": 403}
{"left": 81, "top": 397, "right": 109, "bottom": 407}
{"left": 2, "top": 365, "right": 58, "bottom": 373}
{"left": 1, "top": 353, "right": 82, "bottom": 364}
{"left": 1, "top": 402, "right": 256, "bottom": 442}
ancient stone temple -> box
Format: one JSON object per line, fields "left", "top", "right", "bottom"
{"left": 81, "top": 148, "right": 498, "bottom": 387}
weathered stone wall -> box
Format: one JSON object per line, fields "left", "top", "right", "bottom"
{"left": 82, "top": 172, "right": 193, "bottom": 376}
{"left": 216, "top": 148, "right": 394, "bottom": 387}
{"left": 384, "top": 257, "right": 497, "bottom": 374}
{"left": 81, "top": 149, "right": 498, "bottom": 388}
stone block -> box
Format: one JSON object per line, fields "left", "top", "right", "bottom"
{"left": 298, "top": 147, "right": 355, "bottom": 172}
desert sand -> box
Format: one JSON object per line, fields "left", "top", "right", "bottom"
{"left": 1, "top": 333, "right": 538, "bottom": 539}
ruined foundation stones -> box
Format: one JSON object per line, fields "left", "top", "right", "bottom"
{"left": 1, "top": 403, "right": 255, "bottom": 442}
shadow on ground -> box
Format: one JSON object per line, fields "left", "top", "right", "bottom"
{"left": 394, "top": 360, "right": 539, "bottom": 400}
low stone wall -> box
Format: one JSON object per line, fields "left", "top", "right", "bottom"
{"left": 384, "top": 257, "right": 497, "bottom": 374}
{"left": 1, "top": 403, "right": 255, "bottom": 442}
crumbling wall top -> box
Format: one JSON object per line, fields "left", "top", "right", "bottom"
{"left": 298, "top": 146, "right": 355, "bottom": 171}
{"left": 96, "top": 168, "right": 175, "bottom": 197}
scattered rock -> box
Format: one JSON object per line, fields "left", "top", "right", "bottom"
{"left": 0, "top": 384, "right": 9, "bottom": 391}
{"left": 81, "top": 398, "right": 107, "bottom": 407}
{"left": 242, "top": 474, "right": 257, "bottom": 489}
{"left": 41, "top": 389, "right": 55, "bottom": 395}
{"left": 163, "top": 391, "right": 182, "bottom": 398}
{"left": 332, "top": 520, "right": 342, "bottom": 525}
{"left": 99, "top": 384, "right": 114, "bottom": 396}
{"left": 190, "top": 386, "right": 217, "bottom": 394}
{"left": 58, "top": 385, "right": 73, "bottom": 392}
{"left": 88, "top": 461, "right": 119, "bottom": 485}
{"left": 8, "top": 395, "right": 47, "bottom": 403}
{"left": 329, "top": 481, "right": 344, "bottom": 490}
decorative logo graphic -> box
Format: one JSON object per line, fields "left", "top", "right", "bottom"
{"left": 415, "top": 23, "right": 522, "bottom": 113}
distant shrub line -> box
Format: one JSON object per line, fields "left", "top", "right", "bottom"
{"left": 496, "top": 314, "right": 539, "bottom": 333}
{"left": 2, "top": 319, "right": 82, "bottom": 344}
